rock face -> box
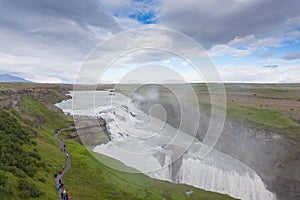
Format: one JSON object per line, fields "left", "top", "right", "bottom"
{"left": 213, "top": 119, "right": 300, "bottom": 200}
{"left": 133, "top": 97, "right": 299, "bottom": 200}
{"left": 73, "top": 115, "right": 111, "bottom": 147}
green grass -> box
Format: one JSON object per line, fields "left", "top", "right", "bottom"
{"left": 197, "top": 98, "right": 300, "bottom": 137}
{"left": 61, "top": 132, "right": 236, "bottom": 200}
{"left": 226, "top": 104, "right": 300, "bottom": 136}
{"left": 227, "top": 106, "right": 297, "bottom": 128}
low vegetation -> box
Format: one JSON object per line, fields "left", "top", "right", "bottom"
{"left": 0, "top": 109, "right": 44, "bottom": 199}
{"left": 226, "top": 104, "right": 300, "bottom": 137}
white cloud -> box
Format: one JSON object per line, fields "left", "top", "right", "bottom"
{"left": 181, "top": 61, "right": 189, "bottom": 66}
{"left": 228, "top": 34, "right": 282, "bottom": 50}
{"left": 209, "top": 34, "right": 285, "bottom": 57}
{"left": 285, "top": 30, "right": 300, "bottom": 42}
{"left": 258, "top": 59, "right": 286, "bottom": 63}
{"left": 219, "top": 64, "right": 300, "bottom": 83}
{"left": 228, "top": 35, "right": 255, "bottom": 47}
{"left": 181, "top": 70, "right": 205, "bottom": 82}
{"left": 249, "top": 37, "right": 282, "bottom": 50}
{"left": 114, "top": 16, "right": 142, "bottom": 29}
{"left": 28, "top": 76, "right": 63, "bottom": 83}
{"left": 208, "top": 44, "right": 251, "bottom": 57}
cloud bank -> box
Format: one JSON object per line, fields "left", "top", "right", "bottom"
{"left": 0, "top": 0, "right": 299, "bottom": 83}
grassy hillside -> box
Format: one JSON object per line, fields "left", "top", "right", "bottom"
{"left": 0, "top": 101, "right": 69, "bottom": 199}
{"left": 0, "top": 84, "right": 71, "bottom": 199}
{"left": 0, "top": 83, "right": 236, "bottom": 200}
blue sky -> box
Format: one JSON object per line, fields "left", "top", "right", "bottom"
{"left": 0, "top": 0, "right": 300, "bottom": 83}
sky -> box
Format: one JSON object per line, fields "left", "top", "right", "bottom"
{"left": 0, "top": 0, "right": 300, "bottom": 83}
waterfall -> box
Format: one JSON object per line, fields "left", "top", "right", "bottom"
{"left": 147, "top": 153, "right": 173, "bottom": 181}
{"left": 56, "top": 90, "right": 277, "bottom": 200}
{"left": 177, "top": 157, "right": 276, "bottom": 200}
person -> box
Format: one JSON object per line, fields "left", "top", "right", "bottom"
{"left": 66, "top": 153, "right": 69, "bottom": 157}
{"left": 63, "top": 193, "right": 68, "bottom": 200}
{"left": 54, "top": 173, "right": 57, "bottom": 178}
{"left": 62, "top": 165, "right": 65, "bottom": 170}
{"left": 59, "top": 169, "right": 63, "bottom": 174}
{"left": 60, "top": 191, "right": 64, "bottom": 199}
{"left": 60, "top": 183, "right": 64, "bottom": 188}
{"left": 56, "top": 184, "right": 60, "bottom": 191}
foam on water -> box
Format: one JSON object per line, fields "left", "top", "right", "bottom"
{"left": 56, "top": 91, "right": 276, "bottom": 200}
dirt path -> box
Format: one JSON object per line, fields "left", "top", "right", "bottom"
{"left": 54, "top": 128, "right": 71, "bottom": 199}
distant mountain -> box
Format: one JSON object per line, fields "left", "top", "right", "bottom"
{"left": 0, "top": 74, "right": 31, "bottom": 82}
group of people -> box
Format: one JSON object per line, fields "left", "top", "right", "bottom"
{"left": 60, "top": 184, "right": 71, "bottom": 200}
{"left": 61, "top": 144, "right": 66, "bottom": 152}
{"left": 55, "top": 168, "right": 71, "bottom": 200}
{"left": 55, "top": 131, "right": 71, "bottom": 200}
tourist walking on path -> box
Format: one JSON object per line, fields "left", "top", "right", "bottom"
{"left": 54, "top": 128, "right": 72, "bottom": 200}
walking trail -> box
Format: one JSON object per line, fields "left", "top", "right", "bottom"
{"left": 54, "top": 128, "right": 71, "bottom": 199}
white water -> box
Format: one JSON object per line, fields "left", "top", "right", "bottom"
{"left": 56, "top": 91, "right": 276, "bottom": 200}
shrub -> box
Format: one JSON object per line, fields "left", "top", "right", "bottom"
{"left": 3, "top": 166, "right": 26, "bottom": 178}
{"left": 0, "top": 174, "right": 13, "bottom": 197}
{"left": 37, "top": 177, "right": 45, "bottom": 182}
{"left": 0, "top": 174, "right": 7, "bottom": 186}
{"left": 28, "top": 152, "right": 41, "bottom": 160}
{"left": 0, "top": 109, "right": 42, "bottom": 178}
{"left": 37, "top": 162, "right": 46, "bottom": 168}
{"left": 18, "top": 179, "right": 43, "bottom": 199}
{"left": 24, "top": 165, "right": 37, "bottom": 177}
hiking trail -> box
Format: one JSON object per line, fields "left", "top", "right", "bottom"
{"left": 54, "top": 128, "right": 71, "bottom": 199}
